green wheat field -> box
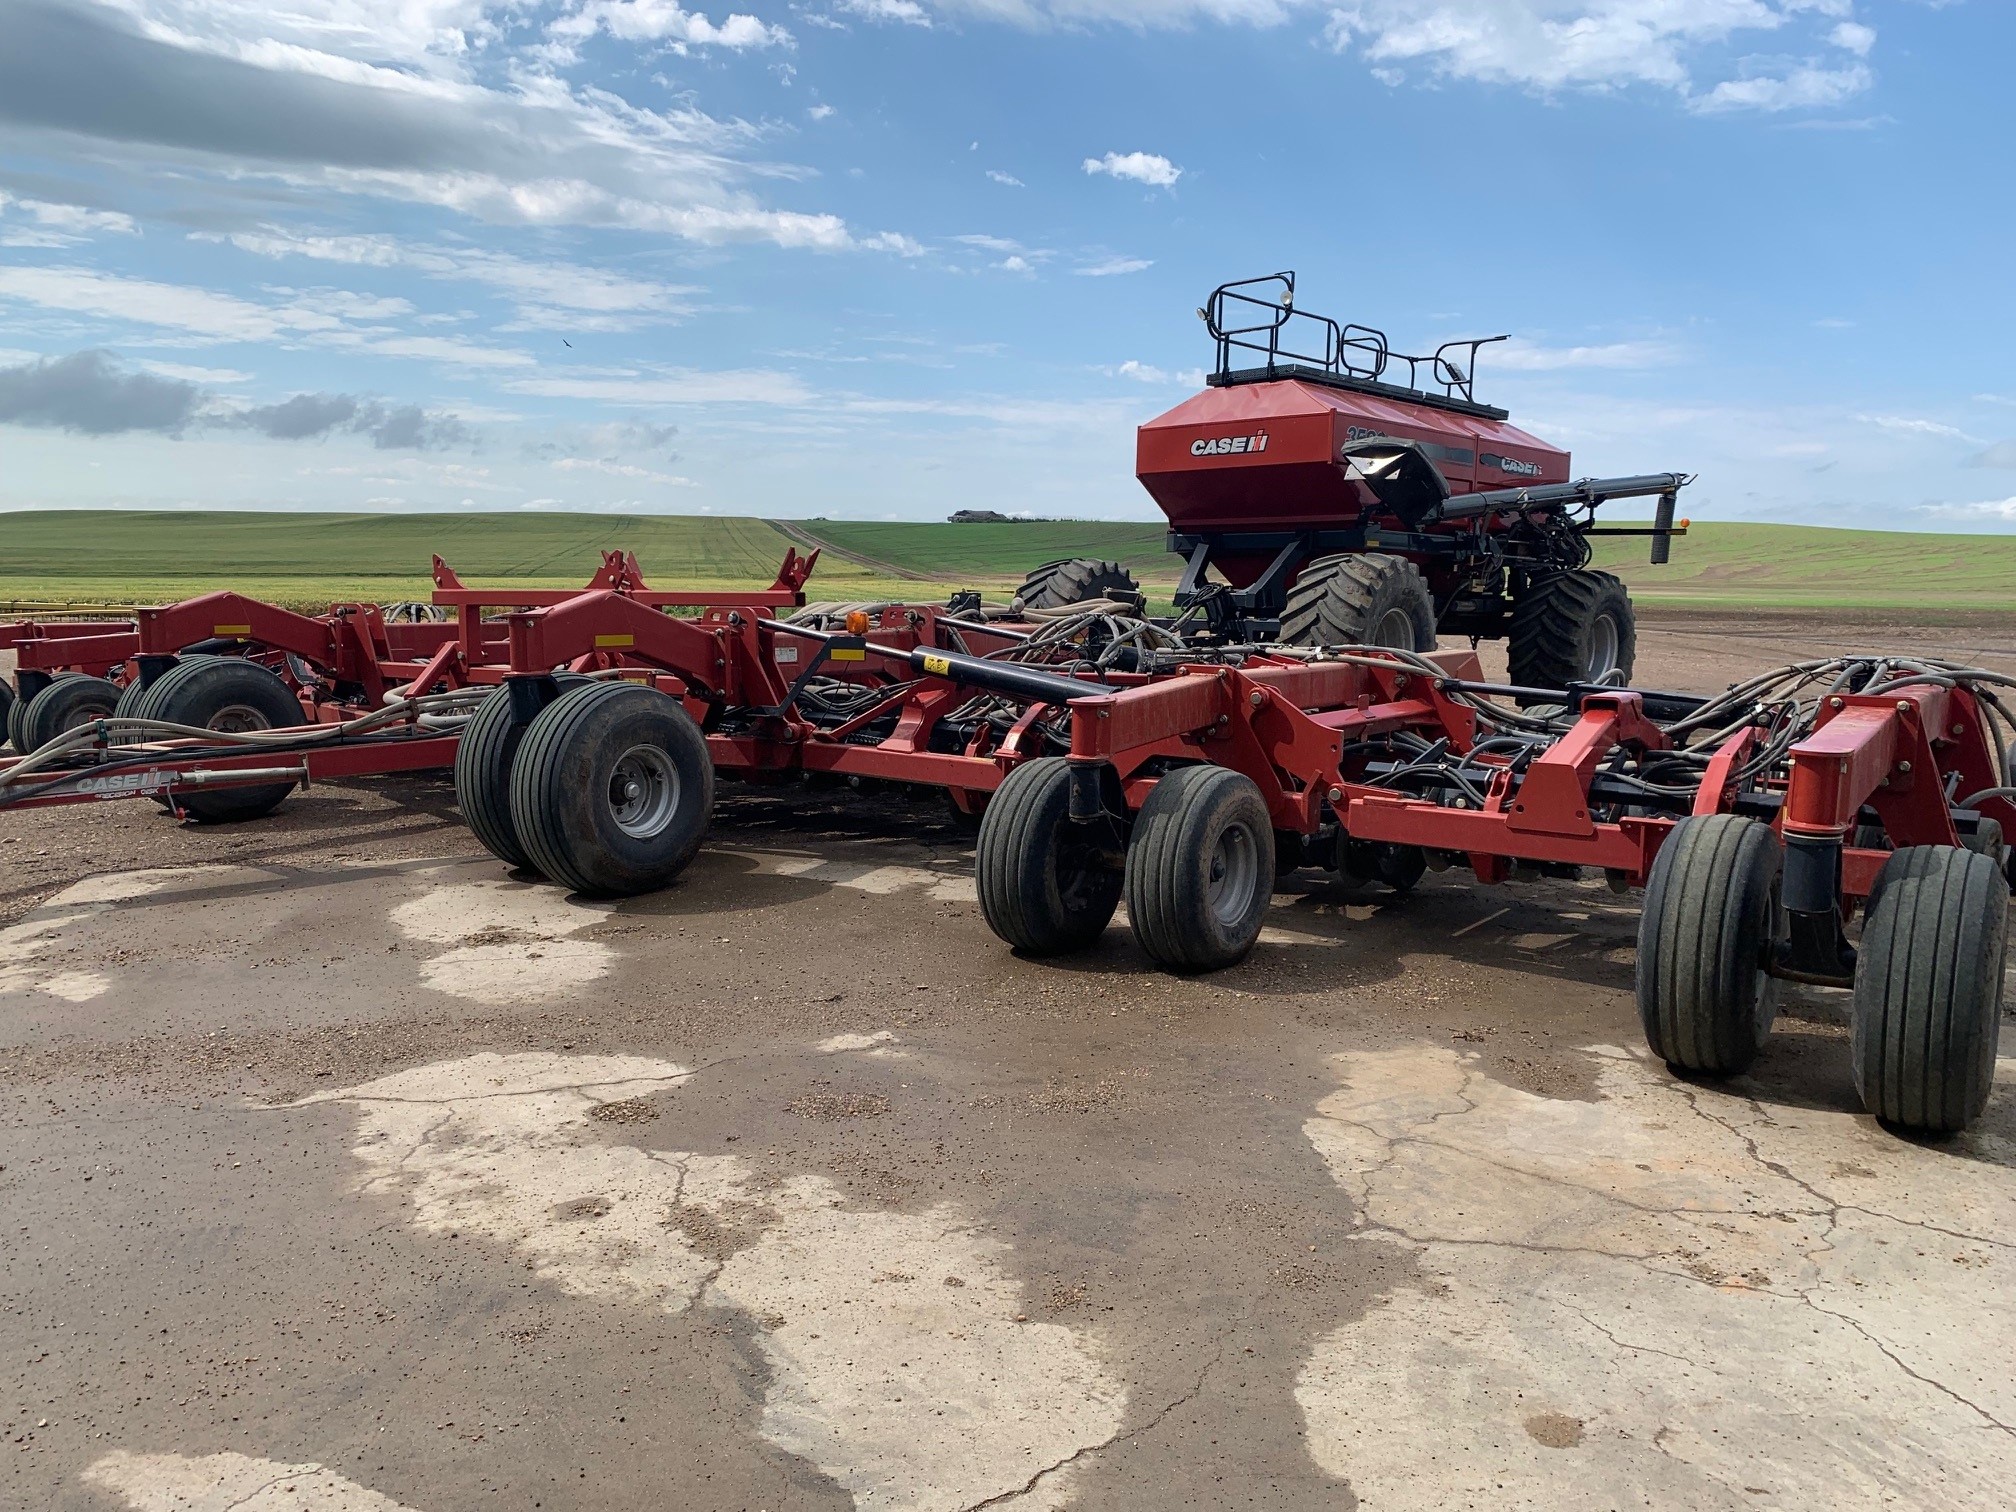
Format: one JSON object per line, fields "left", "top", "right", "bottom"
{"left": 1, "top": 510, "right": 2012, "bottom": 617}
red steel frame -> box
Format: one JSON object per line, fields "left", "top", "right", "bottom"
{"left": 9, "top": 563, "right": 2013, "bottom": 928}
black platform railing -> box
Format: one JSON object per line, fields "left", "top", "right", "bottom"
{"left": 1201, "top": 272, "right": 1507, "bottom": 407}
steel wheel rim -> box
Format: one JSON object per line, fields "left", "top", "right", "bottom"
{"left": 1585, "top": 614, "right": 1620, "bottom": 679}
{"left": 207, "top": 703, "right": 272, "bottom": 734}
{"left": 1372, "top": 607, "right": 1417, "bottom": 649}
{"left": 609, "top": 744, "right": 680, "bottom": 839}
{"left": 1206, "top": 820, "right": 1261, "bottom": 927}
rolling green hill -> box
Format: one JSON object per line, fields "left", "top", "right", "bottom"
{"left": 0, "top": 509, "right": 2011, "bottom": 616}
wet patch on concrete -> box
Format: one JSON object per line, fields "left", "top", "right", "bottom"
{"left": 1297, "top": 1042, "right": 2016, "bottom": 1509}
{"left": 304, "top": 1050, "right": 1127, "bottom": 1510}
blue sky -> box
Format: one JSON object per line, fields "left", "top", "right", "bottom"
{"left": 0, "top": 0, "right": 2010, "bottom": 530}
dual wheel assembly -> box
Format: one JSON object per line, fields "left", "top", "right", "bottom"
{"left": 1638, "top": 813, "right": 2010, "bottom": 1135}
{"left": 977, "top": 758, "right": 1277, "bottom": 973}
{"left": 9, "top": 657, "right": 308, "bottom": 822}
{"left": 455, "top": 679, "right": 713, "bottom": 896}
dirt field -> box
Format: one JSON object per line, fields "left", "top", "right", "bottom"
{"left": 4, "top": 612, "right": 2014, "bottom": 1512}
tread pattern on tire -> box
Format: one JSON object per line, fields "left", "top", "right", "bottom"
{"left": 975, "top": 757, "right": 1121, "bottom": 954}
{"left": 18, "top": 674, "right": 121, "bottom": 754}
{"left": 1507, "top": 569, "right": 1636, "bottom": 690}
{"left": 1279, "top": 553, "right": 1436, "bottom": 650}
{"left": 1123, "top": 764, "right": 1275, "bottom": 973}
{"left": 454, "top": 676, "right": 586, "bottom": 871}
{"left": 1851, "top": 845, "right": 2008, "bottom": 1133}
{"left": 9, "top": 672, "right": 76, "bottom": 753}
{"left": 510, "top": 681, "right": 713, "bottom": 897}
{"left": 141, "top": 657, "right": 305, "bottom": 822}
{"left": 1015, "top": 558, "right": 1143, "bottom": 612}
{"left": 1636, "top": 813, "right": 1781, "bottom": 1075}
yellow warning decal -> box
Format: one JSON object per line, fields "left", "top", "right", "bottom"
{"left": 593, "top": 633, "right": 635, "bottom": 649}
{"left": 922, "top": 653, "right": 952, "bottom": 676}
{"left": 829, "top": 647, "right": 866, "bottom": 662}
{"left": 212, "top": 624, "right": 252, "bottom": 636}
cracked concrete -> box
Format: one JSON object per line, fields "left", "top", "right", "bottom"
{"left": 82, "top": 1450, "right": 419, "bottom": 1511}
{"left": 305, "top": 1051, "right": 1127, "bottom": 1510}
{"left": 3, "top": 638, "right": 2010, "bottom": 1512}
{"left": 1297, "top": 1042, "right": 2016, "bottom": 1509}
{"left": 386, "top": 875, "right": 615, "bottom": 1005}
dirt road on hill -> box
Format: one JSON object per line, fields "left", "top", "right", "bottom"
{"left": 4, "top": 612, "right": 2014, "bottom": 1512}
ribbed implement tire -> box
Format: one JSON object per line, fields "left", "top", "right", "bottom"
{"left": 454, "top": 676, "right": 587, "bottom": 871}
{"left": 1015, "top": 558, "right": 1143, "bottom": 612}
{"left": 1508, "top": 570, "right": 1636, "bottom": 690}
{"left": 509, "top": 681, "right": 713, "bottom": 897}
{"left": 975, "top": 757, "right": 1122, "bottom": 955}
{"left": 1124, "top": 765, "right": 1276, "bottom": 973}
{"left": 9, "top": 673, "right": 74, "bottom": 754}
{"left": 144, "top": 657, "right": 308, "bottom": 822}
{"left": 1636, "top": 814, "right": 1782, "bottom": 1075}
{"left": 18, "top": 674, "right": 121, "bottom": 754}
{"left": 1279, "top": 553, "right": 1436, "bottom": 650}
{"left": 1851, "top": 846, "right": 2008, "bottom": 1134}
{"left": 0, "top": 678, "right": 14, "bottom": 754}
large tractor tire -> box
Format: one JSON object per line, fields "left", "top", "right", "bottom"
{"left": 1124, "top": 764, "right": 1275, "bottom": 973}
{"left": 1636, "top": 814, "right": 1782, "bottom": 1076}
{"left": 454, "top": 675, "right": 589, "bottom": 871}
{"left": 1280, "top": 553, "right": 1436, "bottom": 650}
{"left": 1508, "top": 570, "right": 1636, "bottom": 690}
{"left": 1015, "top": 558, "right": 1143, "bottom": 613}
{"left": 143, "top": 657, "right": 309, "bottom": 822}
{"left": 975, "top": 757, "right": 1123, "bottom": 956}
{"left": 17, "top": 674, "right": 121, "bottom": 755}
{"left": 1851, "top": 845, "right": 2007, "bottom": 1134}
{"left": 509, "top": 681, "right": 713, "bottom": 897}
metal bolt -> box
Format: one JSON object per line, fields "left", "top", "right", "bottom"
{"left": 1328, "top": 786, "right": 1343, "bottom": 802}
{"left": 1829, "top": 697, "right": 1844, "bottom": 710}
{"left": 1953, "top": 724, "right": 1966, "bottom": 735}
{"left": 1897, "top": 760, "right": 1913, "bottom": 774}
{"left": 1897, "top": 700, "right": 1912, "bottom": 713}
{"left": 1250, "top": 691, "right": 1266, "bottom": 708}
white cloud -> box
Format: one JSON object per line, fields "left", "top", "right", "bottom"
{"left": 1918, "top": 497, "right": 2016, "bottom": 523}
{"left": 1830, "top": 20, "right": 1875, "bottom": 56}
{"left": 548, "top": 0, "right": 791, "bottom": 52}
{"left": 2, "top": 2, "right": 912, "bottom": 256}
{"left": 807, "top": 102, "right": 836, "bottom": 120}
{"left": 997, "top": 255, "right": 1033, "bottom": 274}
{"left": 0, "top": 263, "right": 534, "bottom": 368}
{"left": 552, "top": 457, "right": 699, "bottom": 484}
{"left": 1491, "top": 337, "right": 1682, "bottom": 371}
{"left": 1106, "top": 359, "right": 1203, "bottom": 385}
{"left": 1319, "top": 1, "right": 1875, "bottom": 113}
{"left": 1859, "top": 413, "right": 1983, "bottom": 444}
{"left": 836, "top": 0, "right": 933, "bottom": 22}
{"left": 211, "top": 228, "right": 702, "bottom": 326}
{"left": 986, "top": 170, "right": 1025, "bottom": 187}
{"left": 1693, "top": 63, "right": 1871, "bottom": 114}
{"left": 955, "top": 233, "right": 1026, "bottom": 253}
{"left": 139, "top": 360, "right": 253, "bottom": 383}
{"left": 1083, "top": 150, "right": 1182, "bottom": 188}
{"left": 1074, "top": 256, "right": 1152, "bottom": 276}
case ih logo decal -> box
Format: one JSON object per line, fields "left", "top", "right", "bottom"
{"left": 1191, "top": 431, "right": 1269, "bottom": 457}
{"left": 1481, "top": 452, "right": 1542, "bottom": 478}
